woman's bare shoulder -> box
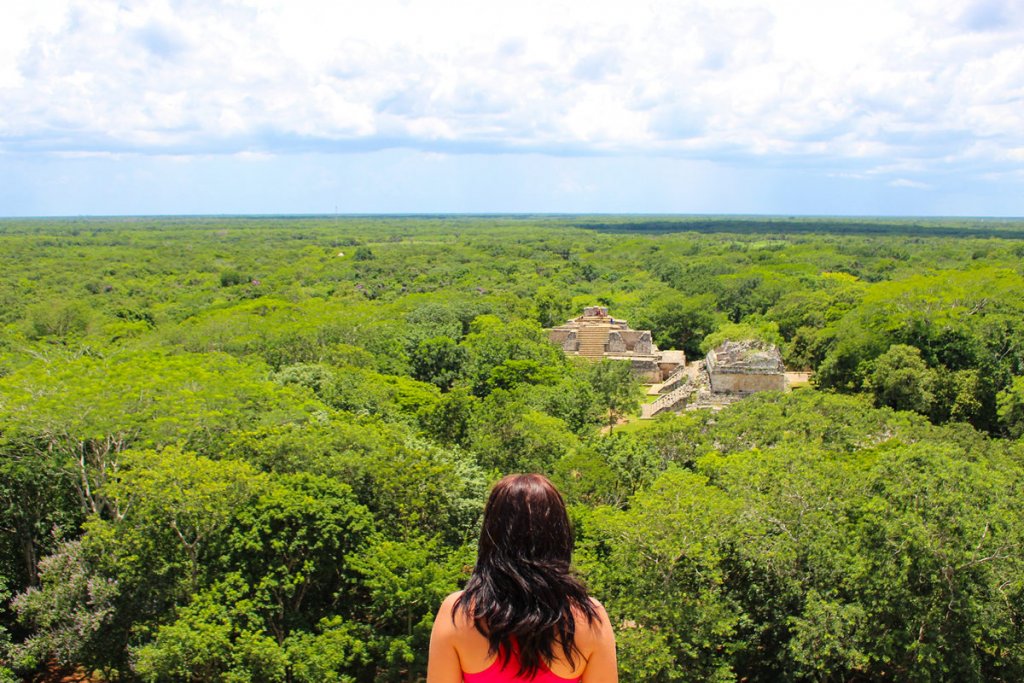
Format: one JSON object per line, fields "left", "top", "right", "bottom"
{"left": 579, "top": 597, "right": 611, "bottom": 624}
{"left": 436, "top": 591, "right": 476, "bottom": 631}
{"left": 441, "top": 590, "right": 464, "bottom": 608}
{"left": 572, "top": 597, "right": 614, "bottom": 648}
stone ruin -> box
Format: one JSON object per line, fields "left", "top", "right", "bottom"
{"left": 549, "top": 309, "right": 790, "bottom": 417}
{"left": 642, "top": 339, "right": 788, "bottom": 417}
{"left": 546, "top": 306, "right": 684, "bottom": 383}
{"left": 705, "top": 340, "right": 786, "bottom": 393}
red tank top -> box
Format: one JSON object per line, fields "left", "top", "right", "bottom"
{"left": 463, "top": 652, "right": 581, "bottom": 683}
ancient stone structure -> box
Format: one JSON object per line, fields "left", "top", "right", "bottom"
{"left": 547, "top": 307, "right": 683, "bottom": 383}
{"left": 705, "top": 340, "right": 786, "bottom": 393}
{"left": 642, "top": 339, "right": 788, "bottom": 418}
{"left": 550, "top": 309, "right": 789, "bottom": 417}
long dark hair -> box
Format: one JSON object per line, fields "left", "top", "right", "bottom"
{"left": 455, "top": 473, "right": 598, "bottom": 678}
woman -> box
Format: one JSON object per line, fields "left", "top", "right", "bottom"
{"left": 428, "top": 474, "right": 617, "bottom": 682}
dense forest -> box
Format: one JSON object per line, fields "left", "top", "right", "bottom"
{"left": 1, "top": 215, "right": 1023, "bottom": 682}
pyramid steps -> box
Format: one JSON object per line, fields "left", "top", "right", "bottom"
{"left": 576, "top": 325, "right": 610, "bottom": 358}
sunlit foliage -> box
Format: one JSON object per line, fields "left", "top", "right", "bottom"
{"left": 1, "top": 215, "right": 1023, "bottom": 681}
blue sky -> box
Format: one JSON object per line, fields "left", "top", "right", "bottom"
{"left": 1, "top": 0, "right": 1022, "bottom": 217}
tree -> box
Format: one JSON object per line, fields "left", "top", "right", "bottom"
{"left": 12, "top": 539, "right": 122, "bottom": 678}
{"left": 529, "top": 370, "right": 603, "bottom": 435}
{"left": 587, "top": 360, "right": 642, "bottom": 432}
{"left": 470, "top": 390, "right": 578, "bottom": 473}
{"left": 577, "top": 469, "right": 744, "bottom": 682}
{"left": 25, "top": 301, "right": 91, "bottom": 340}
{"left": 353, "top": 246, "right": 375, "bottom": 261}
{"left": 227, "top": 473, "right": 374, "bottom": 643}
{"left": 485, "top": 358, "right": 560, "bottom": 394}
{"left": 418, "top": 387, "right": 475, "bottom": 446}
{"left": 349, "top": 535, "right": 468, "bottom": 682}
{"left": 132, "top": 574, "right": 290, "bottom": 683}
{"left": 533, "top": 285, "right": 572, "bottom": 328}
{"left": 409, "top": 336, "right": 468, "bottom": 391}
{"left": 0, "top": 438, "right": 80, "bottom": 590}
{"left": 997, "top": 375, "right": 1024, "bottom": 438}
{"left": 554, "top": 434, "right": 660, "bottom": 508}
{"left": 0, "top": 351, "right": 313, "bottom": 520}
{"left": 461, "top": 315, "right": 564, "bottom": 397}
{"left": 634, "top": 293, "right": 719, "bottom": 357}
{"left": 870, "top": 344, "right": 937, "bottom": 415}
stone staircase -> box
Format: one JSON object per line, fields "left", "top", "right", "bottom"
{"left": 576, "top": 325, "right": 610, "bottom": 358}
{"left": 641, "top": 380, "right": 695, "bottom": 418}
{"left": 656, "top": 365, "right": 690, "bottom": 393}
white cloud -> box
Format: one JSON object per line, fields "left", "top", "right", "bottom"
{"left": 1, "top": 0, "right": 1023, "bottom": 188}
{"left": 889, "top": 178, "right": 933, "bottom": 190}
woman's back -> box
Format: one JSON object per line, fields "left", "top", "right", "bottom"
{"left": 428, "top": 590, "right": 616, "bottom": 683}
{"left": 426, "top": 474, "right": 616, "bottom": 683}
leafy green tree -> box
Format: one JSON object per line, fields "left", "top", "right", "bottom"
{"left": 485, "top": 358, "right": 560, "bottom": 394}
{"left": 533, "top": 285, "right": 572, "bottom": 328}
{"left": 461, "top": 315, "right": 563, "bottom": 396}
{"left": 347, "top": 438, "right": 486, "bottom": 545}
{"left": 11, "top": 540, "right": 122, "bottom": 678}
{"left": 350, "top": 535, "right": 468, "bottom": 682}
{"left": 25, "top": 301, "right": 91, "bottom": 340}
{"left": 529, "top": 371, "right": 603, "bottom": 435}
{"left": 554, "top": 434, "right": 660, "bottom": 508}
{"left": 353, "top": 246, "right": 375, "bottom": 261}
{"left": 219, "top": 269, "right": 250, "bottom": 287}
{"left": 470, "top": 389, "right": 578, "bottom": 473}
{"left": 10, "top": 448, "right": 268, "bottom": 677}
{"left": 403, "top": 302, "right": 473, "bottom": 343}
{"left": 997, "top": 375, "right": 1024, "bottom": 438}
{"left": 933, "top": 368, "right": 983, "bottom": 424}
{"left": 578, "top": 469, "right": 744, "bottom": 682}
{"left": 716, "top": 271, "right": 791, "bottom": 323}
{"left": 587, "top": 360, "right": 642, "bottom": 431}
{"left": 870, "top": 344, "right": 937, "bottom": 415}
{"left": 552, "top": 449, "right": 622, "bottom": 508}
{"left": 223, "top": 415, "right": 397, "bottom": 478}
{"left": 132, "top": 574, "right": 290, "bottom": 683}
{"left": 634, "top": 293, "right": 719, "bottom": 356}
{"left": 274, "top": 362, "right": 439, "bottom": 420}
{"left": 227, "top": 473, "right": 374, "bottom": 643}
{"left": 417, "top": 387, "right": 475, "bottom": 447}
{"left": 0, "top": 438, "right": 80, "bottom": 590}
{"left": 284, "top": 617, "right": 370, "bottom": 683}
{"left": 0, "top": 351, "right": 312, "bottom": 519}
{"left": 409, "top": 336, "right": 468, "bottom": 390}
{"left": 103, "top": 448, "right": 265, "bottom": 590}
{"left": 784, "top": 324, "right": 833, "bottom": 370}
{"left": 634, "top": 412, "right": 710, "bottom": 471}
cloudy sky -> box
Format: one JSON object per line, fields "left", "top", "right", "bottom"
{"left": 1, "top": 0, "right": 1022, "bottom": 216}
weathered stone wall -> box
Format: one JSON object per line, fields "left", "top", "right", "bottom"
{"left": 548, "top": 329, "right": 577, "bottom": 351}
{"left": 630, "top": 358, "right": 663, "bottom": 383}
{"left": 634, "top": 331, "right": 653, "bottom": 355}
{"left": 605, "top": 330, "right": 655, "bottom": 355}
{"left": 709, "top": 371, "right": 786, "bottom": 393}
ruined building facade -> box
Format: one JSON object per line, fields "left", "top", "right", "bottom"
{"left": 546, "top": 306, "right": 685, "bottom": 382}
{"left": 549, "top": 308, "right": 790, "bottom": 418}
{"left": 705, "top": 340, "right": 786, "bottom": 393}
